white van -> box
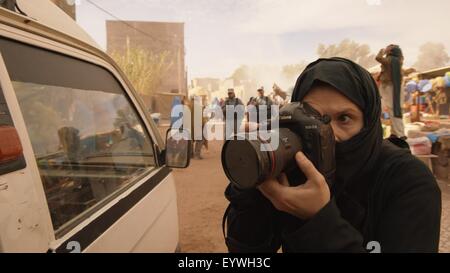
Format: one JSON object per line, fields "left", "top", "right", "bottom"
{"left": 0, "top": 0, "right": 190, "bottom": 252}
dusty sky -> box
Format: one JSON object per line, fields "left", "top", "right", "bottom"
{"left": 76, "top": 0, "right": 450, "bottom": 79}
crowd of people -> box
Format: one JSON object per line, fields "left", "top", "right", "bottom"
{"left": 183, "top": 84, "right": 290, "bottom": 159}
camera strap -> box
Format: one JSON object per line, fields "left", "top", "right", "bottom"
{"left": 222, "top": 204, "right": 232, "bottom": 239}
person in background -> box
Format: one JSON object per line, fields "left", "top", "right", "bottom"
{"left": 180, "top": 97, "right": 201, "bottom": 159}
{"left": 201, "top": 96, "right": 209, "bottom": 153}
{"left": 272, "top": 83, "right": 289, "bottom": 106}
{"left": 190, "top": 96, "right": 206, "bottom": 159}
{"left": 211, "top": 97, "right": 220, "bottom": 111}
{"left": 255, "top": 87, "right": 273, "bottom": 124}
{"left": 247, "top": 96, "right": 257, "bottom": 107}
{"left": 246, "top": 96, "right": 257, "bottom": 120}
{"left": 222, "top": 89, "right": 244, "bottom": 140}
{"left": 376, "top": 44, "right": 405, "bottom": 139}
{"left": 170, "top": 96, "right": 183, "bottom": 127}
{"left": 243, "top": 96, "right": 257, "bottom": 132}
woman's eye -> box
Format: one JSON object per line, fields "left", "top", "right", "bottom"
{"left": 337, "top": 114, "right": 351, "bottom": 124}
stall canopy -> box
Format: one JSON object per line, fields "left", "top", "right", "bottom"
{"left": 419, "top": 66, "right": 450, "bottom": 80}
{"left": 368, "top": 65, "right": 416, "bottom": 75}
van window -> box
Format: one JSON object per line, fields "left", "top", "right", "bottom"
{"left": 0, "top": 38, "right": 156, "bottom": 236}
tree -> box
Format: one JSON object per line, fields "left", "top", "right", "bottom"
{"left": 111, "top": 47, "right": 173, "bottom": 96}
{"left": 230, "top": 65, "right": 251, "bottom": 84}
{"left": 414, "top": 42, "right": 450, "bottom": 72}
{"left": 317, "top": 39, "right": 377, "bottom": 69}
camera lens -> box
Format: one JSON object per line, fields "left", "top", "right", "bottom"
{"left": 221, "top": 128, "right": 302, "bottom": 189}
{"left": 221, "top": 137, "right": 268, "bottom": 189}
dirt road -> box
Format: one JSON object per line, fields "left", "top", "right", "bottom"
{"left": 172, "top": 140, "right": 229, "bottom": 253}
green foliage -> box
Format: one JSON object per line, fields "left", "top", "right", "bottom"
{"left": 317, "top": 39, "right": 377, "bottom": 69}
{"left": 414, "top": 42, "right": 450, "bottom": 72}
{"left": 111, "top": 47, "right": 173, "bottom": 96}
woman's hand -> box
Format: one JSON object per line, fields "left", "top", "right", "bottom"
{"left": 258, "top": 152, "right": 330, "bottom": 220}
{"left": 385, "top": 45, "right": 394, "bottom": 54}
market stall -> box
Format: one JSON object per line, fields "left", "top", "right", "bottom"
{"left": 399, "top": 67, "right": 450, "bottom": 179}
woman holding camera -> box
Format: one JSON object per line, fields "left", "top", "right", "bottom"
{"left": 223, "top": 57, "right": 441, "bottom": 253}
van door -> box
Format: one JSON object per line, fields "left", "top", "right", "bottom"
{"left": 0, "top": 36, "right": 178, "bottom": 252}
{"left": 0, "top": 52, "right": 55, "bottom": 252}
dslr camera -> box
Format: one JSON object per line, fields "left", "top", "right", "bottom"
{"left": 221, "top": 102, "right": 336, "bottom": 189}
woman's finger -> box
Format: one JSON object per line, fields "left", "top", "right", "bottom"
{"left": 279, "top": 173, "right": 290, "bottom": 187}
{"left": 258, "top": 177, "right": 292, "bottom": 209}
{"left": 259, "top": 178, "right": 280, "bottom": 196}
{"left": 295, "top": 152, "right": 329, "bottom": 189}
{"left": 295, "top": 152, "right": 323, "bottom": 181}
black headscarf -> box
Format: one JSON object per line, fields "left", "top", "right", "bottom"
{"left": 291, "top": 57, "right": 383, "bottom": 195}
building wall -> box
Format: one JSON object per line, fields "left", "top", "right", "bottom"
{"left": 50, "top": 0, "right": 76, "bottom": 20}
{"left": 106, "top": 21, "right": 186, "bottom": 95}
{"left": 106, "top": 21, "right": 186, "bottom": 121}
{"left": 192, "top": 78, "right": 220, "bottom": 92}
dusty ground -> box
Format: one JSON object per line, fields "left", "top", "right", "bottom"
{"left": 173, "top": 140, "right": 450, "bottom": 253}
{"left": 173, "top": 140, "right": 229, "bottom": 253}
{"left": 438, "top": 179, "right": 450, "bottom": 253}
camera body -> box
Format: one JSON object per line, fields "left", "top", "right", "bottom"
{"left": 221, "top": 102, "right": 335, "bottom": 189}
{"left": 277, "top": 102, "right": 336, "bottom": 186}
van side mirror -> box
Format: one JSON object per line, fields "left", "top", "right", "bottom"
{"left": 0, "top": 126, "right": 26, "bottom": 175}
{"left": 165, "top": 128, "right": 191, "bottom": 168}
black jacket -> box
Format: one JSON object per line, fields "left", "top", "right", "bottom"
{"left": 223, "top": 140, "right": 442, "bottom": 253}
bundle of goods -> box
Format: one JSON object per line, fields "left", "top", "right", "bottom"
{"left": 431, "top": 134, "right": 450, "bottom": 180}
{"left": 422, "top": 120, "right": 441, "bottom": 132}
{"left": 406, "top": 136, "right": 432, "bottom": 155}
{"left": 432, "top": 77, "right": 445, "bottom": 89}
{"left": 445, "top": 72, "right": 450, "bottom": 88}
{"left": 418, "top": 79, "right": 432, "bottom": 93}
{"left": 405, "top": 121, "right": 447, "bottom": 155}
{"left": 406, "top": 80, "right": 418, "bottom": 93}
{"left": 405, "top": 122, "right": 425, "bottom": 138}
{"left": 426, "top": 128, "right": 450, "bottom": 143}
